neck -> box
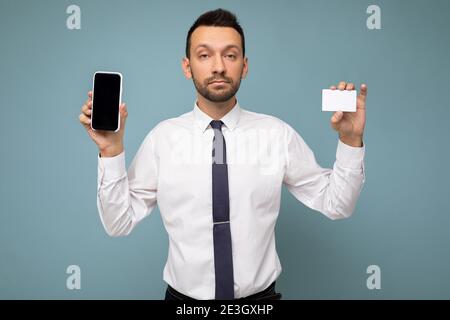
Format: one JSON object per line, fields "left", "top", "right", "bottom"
{"left": 196, "top": 95, "right": 237, "bottom": 120}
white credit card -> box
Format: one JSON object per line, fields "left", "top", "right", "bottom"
{"left": 322, "top": 89, "right": 357, "bottom": 112}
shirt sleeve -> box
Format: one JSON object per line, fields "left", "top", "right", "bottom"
{"left": 282, "top": 123, "right": 365, "bottom": 220}
{"left": 97, "top": 131, "right": 158, "bottom": 236}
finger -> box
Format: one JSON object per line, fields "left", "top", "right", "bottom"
{"left": 82, "top": 101, "right": 92, "bottom": 114}
{"left": 329, "top": 85, "right": 337, "bottom": 90}
{"left": 119, "top": 103, "right": 128, "bottom": 126}
{"left": 79, "top": 113, "right": 91, "bottom": 126}
{"left": 85, "top": 95, "right": 94, "bottom": 105}
{"left": 88, "top": 91, "right": 93, "bottom": 99}
{"left": 338, "top": 81, "right": 346, "bottom": 90}
{"left": 82, "top": 106, "right": 92, "bottom": 117}
{"left": 346, "top": 83, "right": 354, "bottom": 90}
{"left": 359, "top": 83, "right": 367, "bottom": 97}
{"left": 357, "top": 83, "right": 368, "bottom": 109}
{"left": 120, "top": 103, "right": 127, "bottom": 117}
{"left": 331, "top": 111, "right": 343, "bottom": 123}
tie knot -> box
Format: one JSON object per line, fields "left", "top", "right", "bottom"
{"left": 210, "top": 120, "right": 224, "bottom": 130}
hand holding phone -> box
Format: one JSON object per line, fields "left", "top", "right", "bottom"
{"left": 78, "top": 71, "right": 127, "bottom": 157}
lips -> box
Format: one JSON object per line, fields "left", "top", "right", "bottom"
{"left": 209, "top": 80, "right": 229, "bottom": 85}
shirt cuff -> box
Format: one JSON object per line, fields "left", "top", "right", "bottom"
{"left": 336, "top": 139, "right": 365, "bottom": 169}
{"left": 98, "top": 151, "right": 126, "bottom": 181}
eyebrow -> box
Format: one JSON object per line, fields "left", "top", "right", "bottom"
{"left": 194, "top": 44, "right": 241, "bottom": 53}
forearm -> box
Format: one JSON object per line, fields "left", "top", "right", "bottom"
{"left": 324, "top": 140, "right": 365, "bottom": 218}
{"left": 285, "top": 139, "right": 365, "bottom": 219}
{"left": 97, "top": 152, "right": 135, "bottom": 236}
{"left": 323, "top": 160, "right": 365, "bottom": 219}
{"left": 96, "top": 147, "right": 158, "bottom": 236}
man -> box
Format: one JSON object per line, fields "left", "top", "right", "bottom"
{"left": 79, "top": 8, "right": 366, "bottom": 300}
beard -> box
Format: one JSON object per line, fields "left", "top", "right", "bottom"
{"left": 192, "top": 71, "right": 242, "bottom": 103}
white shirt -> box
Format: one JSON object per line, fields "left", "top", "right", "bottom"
{"left": 97, "top": 101, "right": 365, "bottom": 299}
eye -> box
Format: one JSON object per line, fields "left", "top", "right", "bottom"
{"left": 199, "top": 54, "right": 209, "bottom": 59}
{"left": 226, "top": 54, "right": 236, "bottom": 60}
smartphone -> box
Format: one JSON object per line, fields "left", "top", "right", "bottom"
{"left": 91, "top": 71, "right": 123, "bottom": 131}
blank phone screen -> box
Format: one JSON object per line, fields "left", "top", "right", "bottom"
{"left": 92, "top": 73, "right": 121, "bottom": 131}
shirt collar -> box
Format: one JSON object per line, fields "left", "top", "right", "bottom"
{"left": 193, "top": 100, "right": 241, "bottom": 133}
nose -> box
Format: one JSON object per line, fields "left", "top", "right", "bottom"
{"left": 212, "top": 54, "right": 226, "bottom": 75}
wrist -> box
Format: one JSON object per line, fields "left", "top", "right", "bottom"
{"left": 339, "top": 134, "right": 363, "bottom": 147}
{"left": 99, "top": 144, "right": 124, "bottom": 157}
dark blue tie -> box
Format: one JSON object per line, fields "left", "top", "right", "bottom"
{"left": 210, "top": 120, "right": 235, "bottom": 300}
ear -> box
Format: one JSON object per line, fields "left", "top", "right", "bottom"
{"left": 241, "top": 56, "right": 249, "bottom": 79}
{"left": 182, "top": 57, "right": 192, "bottom": 79}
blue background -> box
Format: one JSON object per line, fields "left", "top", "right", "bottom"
{"left": 1, "top": 0, "right": 449, "bottom": 299}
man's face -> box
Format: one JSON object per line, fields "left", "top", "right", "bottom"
{"left": 183, "top": 26, "right": 248, "bottom": 103}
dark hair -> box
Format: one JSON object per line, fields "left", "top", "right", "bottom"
{"left": 185, "top": 8, "right": 245, "bottom": 59}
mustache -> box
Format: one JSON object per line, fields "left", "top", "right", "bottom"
{"left": 206, "top": 76, "right": 232, "bottom": 84}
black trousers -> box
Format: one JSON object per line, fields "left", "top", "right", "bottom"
{"left": 165, "top": 281, "right": 282, "bottom": 300}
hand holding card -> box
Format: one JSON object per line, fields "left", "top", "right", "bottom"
{"left": 327, "top": 81, "right": 368, "bottom": 147}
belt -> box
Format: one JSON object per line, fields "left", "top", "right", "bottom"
{"left": 166, "top": 281, "right": 281, "bottom": 300}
